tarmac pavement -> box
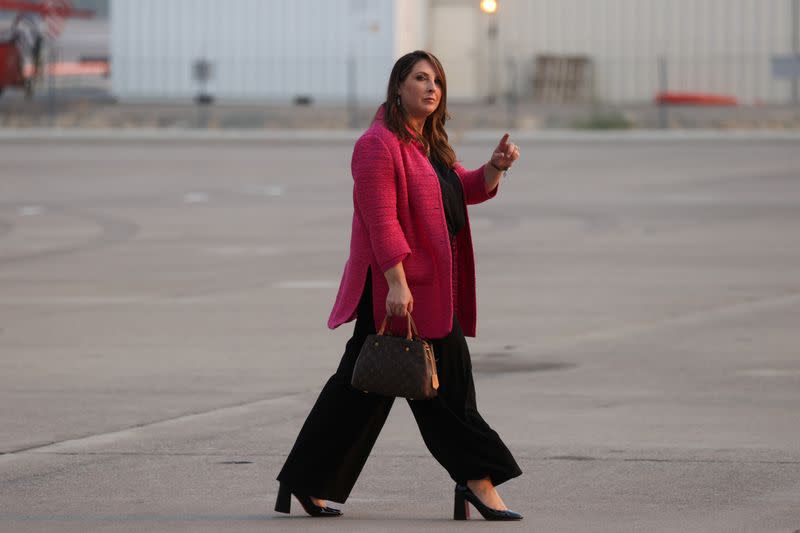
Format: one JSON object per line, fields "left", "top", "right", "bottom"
{"left": 1, "top": 135, "right": 799, "bottom": 532}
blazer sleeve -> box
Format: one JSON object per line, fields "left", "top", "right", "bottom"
{"left": 352, "top": 134, "right": 412, "bottom": 273}
{"left": 454, "top": 162, "right": 499, "bottom": 205}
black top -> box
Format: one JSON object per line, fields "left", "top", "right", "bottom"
{"left": 429, "top": 157, "right": 466, "bottom": 238}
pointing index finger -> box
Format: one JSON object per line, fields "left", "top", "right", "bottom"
{"left": 498, "top": 133, "right": 510, "bottom": 149}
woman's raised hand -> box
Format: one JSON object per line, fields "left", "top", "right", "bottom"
{"left": 490, "top": 133, "right": 520, "bottom": 171}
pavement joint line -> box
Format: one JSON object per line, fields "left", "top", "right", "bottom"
{"left": 0, "top": 389, "right": 317, "bottom": 458}
{"left": 526, "top": 290, "right": 800, "bottom": 357}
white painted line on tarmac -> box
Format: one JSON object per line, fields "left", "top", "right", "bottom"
{"left": 273, "top": 280, "right": 338, "bottom": 289}
{"left": 183, "top": 192, "right": 209, "bottom": 204}
{"left": 18, "top": 205, "right": 44, "bottom": 216}
{"left": 201, "top": 245, "right": 283, "bottom": 256}
{"left": 242, "top": 185, "right": 285, "bottom": 197}
{"left": 263, "top": 185, "right": 284, "bottom": 197}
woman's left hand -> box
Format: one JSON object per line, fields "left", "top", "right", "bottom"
{"left": 490, "top": 133, "right": 520, "bottom": 171}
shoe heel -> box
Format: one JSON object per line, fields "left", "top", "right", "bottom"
{"left": 275, "top": 483, "right": 291, "bottom": 514}
{"left": 454, "top": 491, "right": 470, "bottom": 520}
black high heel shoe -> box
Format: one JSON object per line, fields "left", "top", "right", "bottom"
{"left": 274, "top": 482, "right": 342, "bottom": 517}
{"left": 453, "top": 483, "right": 523, "bottom": 521}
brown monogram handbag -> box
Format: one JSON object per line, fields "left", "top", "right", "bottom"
{"left": 351, "top": 313, "right": 439, "bottom": 400}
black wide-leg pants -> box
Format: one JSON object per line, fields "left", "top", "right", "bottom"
{"left": 276, "top": 269, "right": 522, "bottom": 504}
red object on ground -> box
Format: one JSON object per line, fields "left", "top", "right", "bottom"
{"left": 23, "top": 60, "right": 109, "bottom": 77}
{"left": 0, "top": 0, "right": 97, "bottom": 95}
{"left": 655, "top": 92, "right": 738, "bottom": 106}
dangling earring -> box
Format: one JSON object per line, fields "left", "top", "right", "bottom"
{"left": 396, "top": 94, "right": 401, "bottom": 107}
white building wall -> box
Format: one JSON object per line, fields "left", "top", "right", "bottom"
{"left": 478, "top": 0, "right": 795, "bottom": 104}
{"left": 111, "top": 0, "right": 399, "bottom": 102}
{"left": 394, "top": 0, "right": 429, "bottom": 64}
{"left": 428, "top": 1, "right": 480, "bottom": 101}
{"left": 110, "top": 0, "right": 797, "bottom": 104}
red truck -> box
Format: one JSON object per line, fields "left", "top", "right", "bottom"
{"left": 0, "top": 0, "right": 93, "bottom": 98}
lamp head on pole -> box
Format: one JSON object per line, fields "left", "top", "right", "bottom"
{"left": 480, "top": 0, "right": 497, "bottom": 15}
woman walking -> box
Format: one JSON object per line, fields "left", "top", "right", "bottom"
{"left": 275, "top": 50, "right": 522, "bottom": 521}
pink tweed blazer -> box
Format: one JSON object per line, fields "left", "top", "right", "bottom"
{"left": 327, "top": 106, "right": 498, "bottom": 339}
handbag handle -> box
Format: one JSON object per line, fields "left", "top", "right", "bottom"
{"left": 377, "top": 313, "right": 421, "bottom": 340}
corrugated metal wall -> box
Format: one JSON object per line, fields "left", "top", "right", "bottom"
{"left": 484, "top": 0, "right": 796, "bottom": 103}
{"left": 111, "top": 0, "right": 797, "bottom": 104}
{"left": 111, "top": 0, "right": 396, "bottom": 102}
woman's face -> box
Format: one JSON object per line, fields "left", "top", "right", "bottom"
{"left": 397, "top": 59, "right": 442, "bottom": 122}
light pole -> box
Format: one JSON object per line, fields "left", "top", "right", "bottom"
{"left": 480, "top": 0, "right": 499, "bottom": 104}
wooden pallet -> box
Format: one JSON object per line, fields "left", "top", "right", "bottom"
{"left": 533, "top": 54, "right": 594, "bottom": 103}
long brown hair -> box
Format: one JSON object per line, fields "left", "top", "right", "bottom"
{"left": 382, "top": 50, "right": 456, "bottom": 168}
